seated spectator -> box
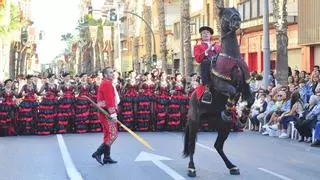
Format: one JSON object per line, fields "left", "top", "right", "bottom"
{"left": 278, "top": 91, "right": 304, "bottom": 138}
{"left": 311, "top": 121, "right": 320, "bottom": 147}
{"left": 250, "top": 93, "right": 267, "bottom": 131}
{"left": 258, "top": 94, "right": 275, "bottom": 130}
{"left": 306, "top": 72, "right": 319, "bottom": 95}
{"left": 288, "top": 76, "right": 294, "bottom": 88}
{"left": 262, "top": 90, "right": 291, "bottom": 136}
{"left": 296, "top": 95, "right": 319, "bottom": 142}
{"left": 298, "top": 78, "right": 313, "bottom": 104}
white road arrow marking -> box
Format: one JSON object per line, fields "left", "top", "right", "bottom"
{"left": 135, "top": 151, "right": 185, "bottom": 180}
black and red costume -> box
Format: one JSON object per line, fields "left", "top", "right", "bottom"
{"left": 119, "top": 79, "right": 138, "bottom": 131}
{"left": 37, "top": 83, "right": 58, "bottom": 135}
{"left": 167, "top": 82, "right": 187, "bottom": 131}
{"left": 154, "top": 81, "right": 170, "bottom": 131}
{"left": 17, "top": 83, "right": 39, "bottom": 135}
{"left": 0, "top": 87, "right": 18, "bottom": 136}
{"left": 56, "top": 83, "right": 75, "bottom": 133}
{"left": 136, "top": 82, "right": 155, "bottom": 131}
{"left": 74, "top": 83, "right": 90, "bottom": 133}
{"left": 88, "top": 82, "right": 102, "bottom": 132}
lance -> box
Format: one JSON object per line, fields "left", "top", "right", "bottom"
{"left": 83, "top": 96, "right": 155, "bottom": 151}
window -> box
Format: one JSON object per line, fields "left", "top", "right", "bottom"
{"left": 206, "top": 3, "right": 210, "bottom": 26}
{"left": 269, "top": 0, "right": 273, "bottom": 14}
{"left": 238, "top": 0, "right": 273, "bottom": 20}
{"left": 251, "top": 0, "right": 258, "bottom": 18}
{"left": 244, "top": 1, "right": 251, "bottom": 20}
{"left": 191, "top": 15, "right": 201, "bottom": 35}
{"left": 238, "top": 4, "right": 244, "bottom": 20}
{"left": 190, "top": 17, "right": 196, "bottom": 35}
{"left": 203, "top": 15, "right": 205, "bottom": 27}
{"left": 259, "top": 0, "right": 264, "bottom": 16}
{"left": 174, "top": 22, "right": 180, "bottom": 39}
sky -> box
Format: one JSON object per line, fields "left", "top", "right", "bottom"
{"left": 30, "top": 0, "right": 203, "bottom": 64}
{"left": 31, "top": 0, "right": 80, "bottom": 64}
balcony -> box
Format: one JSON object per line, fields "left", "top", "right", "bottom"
{"left": 241, "top": 15, "right": 298, "bottom": 32}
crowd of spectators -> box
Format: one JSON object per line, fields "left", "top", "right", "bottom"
{"left": 247, "top": 66, "right": 320, "bottom": 147}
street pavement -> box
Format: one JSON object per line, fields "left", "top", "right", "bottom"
{"left": 0, "top": 131, "right": 319, "bottom": 180}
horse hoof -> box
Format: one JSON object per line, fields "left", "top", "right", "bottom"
{"left": 188, "top": 169, "right": 197, "bottom": 177}
{"left": 229, "top": 167, "right": 240, "bottom": 175}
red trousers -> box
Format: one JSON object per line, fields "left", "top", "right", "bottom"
{"left": 98, "top": 113, "right": 118, "bottom": 145}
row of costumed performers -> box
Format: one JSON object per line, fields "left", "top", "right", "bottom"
{"left": 0, "top": 71, "right": 209, "bottom": 137}
{"left": 0, "top": 73, "right": 102, "bottom": 136}
{"left": 117, "top": 72, "right": 209, "bottom": 132}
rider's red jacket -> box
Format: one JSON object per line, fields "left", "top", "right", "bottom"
{"left": 193, "top": 41, "right": 221, "bottom": 63}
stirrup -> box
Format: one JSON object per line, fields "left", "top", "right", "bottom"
{"left": 201, "top": 91, "right": 212, "bottom": 104}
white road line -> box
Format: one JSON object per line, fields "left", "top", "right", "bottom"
{"left": 153, "top": 160, "right": 186, "bottom": 180}
{"left": 196, "top": 142, "right": 216, "bottom": 152}
{"left": 196, "top": 142, "right": 295, "bottom": 180}
{"left": 173, "top": 133, "right": 295, "bottom": 180}
{"left": 57, "top": 134, "right": 83, "bottom": 180}
{"left": 258, "top": 168, "right": 294, "bottom": 180}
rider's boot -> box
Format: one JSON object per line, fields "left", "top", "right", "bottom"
{"left": 103, "top": 145, "right": 117, "bottom": 164}
{"left": 92, "top": 143, "right": 105, "bottom": 165}
{"left": 201, "top": 85, "right": 212, "bottom": 104}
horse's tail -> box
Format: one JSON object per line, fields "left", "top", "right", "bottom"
{"left": 183, "top": 122, "right": 198, "bottom": 158}
{"left": 183, "top": 92, "right": 198, "bottom": 158}
{"left": 183, "top": 124, "right": 191, "bottom": 157}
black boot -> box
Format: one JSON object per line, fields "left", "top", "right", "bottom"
{"left": 92, "top": 143, "right": 105, "bottom": 165}
{"left": 103, "top": 145, "right": 117, "bottom": 164}
{"left": 311, "top": 140, "right": 320, "bottom": 147}
{"left": 298, "top": 136, "right": 305, "bottom": 142}
{"left": 201, "top": 89, "right": 212, "bottom": 104}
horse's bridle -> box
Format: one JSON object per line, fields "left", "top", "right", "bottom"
{"left": 220, "top": 10, "right": 242, "bottom": 44}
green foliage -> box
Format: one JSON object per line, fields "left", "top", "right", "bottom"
{"left": 61, "top": 33, "right": 73, "bottom": 41}
{"left": 0, "top": 3, "right": 27, "bottom": 39}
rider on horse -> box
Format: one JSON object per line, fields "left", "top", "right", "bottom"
{"left": 194, "top": 26, "right": 221, "bottom": 104}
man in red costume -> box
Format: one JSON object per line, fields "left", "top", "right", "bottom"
{"left": 92, "top": 66, "right": 120, "bottom": 165}
{"left": 193, "top": 26, "right": 221, "bottom": 104}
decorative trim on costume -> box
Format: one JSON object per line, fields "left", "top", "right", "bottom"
{"left": 211, "top": 69, "right": 232, "bottom": 81}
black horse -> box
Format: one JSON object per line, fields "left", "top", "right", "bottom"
{"left": 183, "top": 7, "right": 254, "bottom": 177}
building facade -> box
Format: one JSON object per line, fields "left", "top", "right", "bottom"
{"left": 237, "top": 0, "right": 300, "bottom": 73}
{"left": 298, "top": 0, "right": 320, "bottom": 71}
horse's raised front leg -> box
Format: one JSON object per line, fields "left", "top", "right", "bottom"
{"left": 214, "top": 124, "right": 240, "bottom": 175}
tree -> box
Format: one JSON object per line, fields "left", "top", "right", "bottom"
{"left": 131, "top": 1, "right": 140, "bottom": 72}
{"left": 156, "top": 0, "right": 167, "bottom": 72}
{"left": 61, "top": 33, "right": 73, "bottom": 41}
{"left": 181, "top": 0, "right": 193, "bottom": 76}
{"left": 143, "top": 4, "right": 152, "bottom": 71}
{"left": 214, "top": 0, "right": 224, "bottom": 36}
{"left": 273, "top": 0, "right": 288, "bottom": 85}
{"left": 0, "top": 3, "right": 27, "bottom": 78}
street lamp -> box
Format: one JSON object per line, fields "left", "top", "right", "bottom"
{"left": 123, "top": 10, "right": 157, "bottom": 63}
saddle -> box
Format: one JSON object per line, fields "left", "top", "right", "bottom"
{"left": 211, "top": 54, "right": 250, "bottom": 83}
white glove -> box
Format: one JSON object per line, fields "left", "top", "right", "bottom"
{"left": 110, "top": 114, "right": 118, "bottom": 122}
{"left": 205, "top": 44, "right": 213, "bottom": 55}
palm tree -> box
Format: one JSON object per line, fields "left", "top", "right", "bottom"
{"left": 143, "top": 4, "right": 152, "bottom": 71}
{"left": 181, "top": 0, "right": 193, "bottom": 76}
{"left": 130, "top": 1, "right": 139, "bottom": 72}
{"left": 1, "top": 3, "right": 27, "bottom": 78}
{"left": 214, "top": 0, "right": 224, "bottom": 36}
{"left": 273, "top": 0, "right": 288, "bottom": 85}
{"left": 156, "top": 0, "right": 167, "bottom": 72}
